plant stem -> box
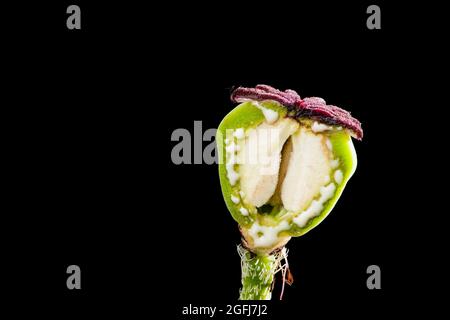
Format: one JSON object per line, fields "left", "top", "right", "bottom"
{"left": 238, "top": 246, "right": 277, "bottom": 300}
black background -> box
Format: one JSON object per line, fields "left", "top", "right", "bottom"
{"left": 4, "top": 0, "right": 440, "bottom": 317}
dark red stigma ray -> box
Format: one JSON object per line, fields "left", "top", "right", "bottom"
{"left": 231, "top": 85, "right": 363, "bottom": 140}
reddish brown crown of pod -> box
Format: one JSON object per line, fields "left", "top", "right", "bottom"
{"left": 231, "top": 84, "right": 363, "bottom": 140}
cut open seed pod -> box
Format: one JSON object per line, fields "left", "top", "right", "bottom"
{"left": 218, "top": 85, "right": 362, "bottom": 255}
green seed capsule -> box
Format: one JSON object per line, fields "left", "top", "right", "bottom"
{"left": 218, "top": 100, "right": 358, "bottom": 253}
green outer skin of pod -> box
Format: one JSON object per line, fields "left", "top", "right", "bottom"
{"left": 217, "top": 100, "right": 358, "bottom": 237}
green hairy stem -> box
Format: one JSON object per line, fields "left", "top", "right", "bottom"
{"left": 238, "top": 246, "right": 278, "bottom": 300}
